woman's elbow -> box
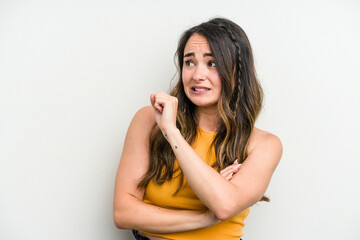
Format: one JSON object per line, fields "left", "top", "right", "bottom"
{"left": 213, "top": 198, "right": 256, "bottom": 221}
{"left": 214, "top": 208, "right": 234, "bottom": 221}
{"left": 113, "top": 210, "right": 130, "bottom": 229}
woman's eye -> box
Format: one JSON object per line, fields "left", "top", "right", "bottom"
{"left": 208, "top": 61, "right": 216, "bottom": 67}
{"left": 185, "top": 60, "right": 194, "bottom": 66}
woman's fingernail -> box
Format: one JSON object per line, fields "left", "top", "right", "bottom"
{"left": 234, "top": 159, "right": 238, "bottom": 164}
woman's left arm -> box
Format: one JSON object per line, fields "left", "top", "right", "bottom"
{"left": 151, "top": 92, "right": 282, "bottom": 221}
{"left": 167, "top": 127, "right": 282, "bottom": 220}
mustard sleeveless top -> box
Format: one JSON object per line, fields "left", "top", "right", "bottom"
{"left": 139, "top": 128, "right": 250, "bottom": 240}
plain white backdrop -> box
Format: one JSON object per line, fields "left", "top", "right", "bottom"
{"left": 1, "top": 0, "right": 359, "bottom": 239}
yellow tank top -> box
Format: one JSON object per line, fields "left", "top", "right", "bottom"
{"left": 140, "top": 128, "right": 250, "bottom": 240}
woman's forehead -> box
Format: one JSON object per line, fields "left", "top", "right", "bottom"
{"left": 184, "top": 34, "right": 211, "bottom": 55}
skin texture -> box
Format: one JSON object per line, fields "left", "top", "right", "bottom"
{"left": 113, "top": 35, "right": 282, "bottom": 240}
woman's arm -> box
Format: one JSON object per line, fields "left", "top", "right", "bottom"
{"left": 151, "top": 92, "right": 283, "bottom": 221}
{"left": 166, "top": 127, "right": 282, "bottom": 220}
{"left": 113, "top": 106, "right": 219, "bottom": 233}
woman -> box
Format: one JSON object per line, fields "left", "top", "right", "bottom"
{"left": 113, "top": 18, "right": 282, "bottom": 240}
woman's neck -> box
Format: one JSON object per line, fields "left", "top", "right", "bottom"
{"left": 195, "top": 107, "right": 219, "bottom": 132}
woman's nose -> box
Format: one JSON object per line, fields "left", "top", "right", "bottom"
{"left": 193, "top": 65, "right": 206, "bottom": 81}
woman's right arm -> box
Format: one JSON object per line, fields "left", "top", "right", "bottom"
{"left": 113, "top": 106, "right": 218, "bottom": 233}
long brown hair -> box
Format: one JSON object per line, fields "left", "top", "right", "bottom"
{"left": 138, "top": 18, "right": 268, "bottom": 201}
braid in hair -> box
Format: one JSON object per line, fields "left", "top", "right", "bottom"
{"left": 216, "top": 23, "right": 243, "bottom": 113}
{"left": 212, "top": 22, "right": 248, "bottom": 167}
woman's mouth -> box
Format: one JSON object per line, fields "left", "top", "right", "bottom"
{"left": 191, "top": 87, "right": 210, "bottom": 94}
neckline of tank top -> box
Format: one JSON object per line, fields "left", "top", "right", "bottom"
{"left": 197, "top": 126, "right": 217, "bottom": 135}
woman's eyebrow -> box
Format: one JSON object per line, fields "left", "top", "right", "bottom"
{"left": 184, "top": 52, "right": 213, "bottom": 58}
{"left": 184, "top": 52, "right": 194, "bottom": 58}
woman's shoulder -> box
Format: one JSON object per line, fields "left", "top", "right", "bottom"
{"left": 128, "top": 106, "right": 156, "bottom": 132}
{"left": 251, "top": 127, "right": 281, "bottom": 142}
{"left": 248, "top": 127, "right": 283, "bottom": 158}
{"left": 134, "top": 105, "right": 155, "bottom": 120}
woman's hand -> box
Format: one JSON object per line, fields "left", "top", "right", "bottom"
{"left": 220, "top": 160, "right": 242, "bottom": 181}
{"left": 150, "top": 92, "right": 178, "bottom": 135}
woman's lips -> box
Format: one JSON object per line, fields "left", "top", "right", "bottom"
{"left": 191, "top": 87, "right": 210, "bottom": 94}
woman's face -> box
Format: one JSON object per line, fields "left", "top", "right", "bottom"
{"left": 182, "top": 34, "right": 222, "bottom": 112}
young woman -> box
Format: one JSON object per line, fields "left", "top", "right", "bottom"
{"left": 113, "top": 18, "right": 282, "bottom": 240}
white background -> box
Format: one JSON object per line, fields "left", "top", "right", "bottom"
{"left": 1, "top": 0, "right": 359, "bottom": 239}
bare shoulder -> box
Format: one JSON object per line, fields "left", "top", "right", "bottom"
{"left": 117, "top": 106, "right": 156, "bottom": 188}
{"left": 128, "top": 106, "right": 156, "bottom": 133}
{"left": 121, "top": 105, "right": 156, "bottom": 162}
{"left": 115, "top": 106, "right": 156, "bottom": 202}
{"left": 248, "top": 128, "right": 283, "bottom": 164}
{"left": 132, "top": 105, "right": 155, "bottom": 124}
{"left": 250, "top": 128, "right": 282, "bottom": 148}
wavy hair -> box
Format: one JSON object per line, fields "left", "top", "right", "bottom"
{"left": 138, "top": 18, "right": 268, "bottom": 201}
